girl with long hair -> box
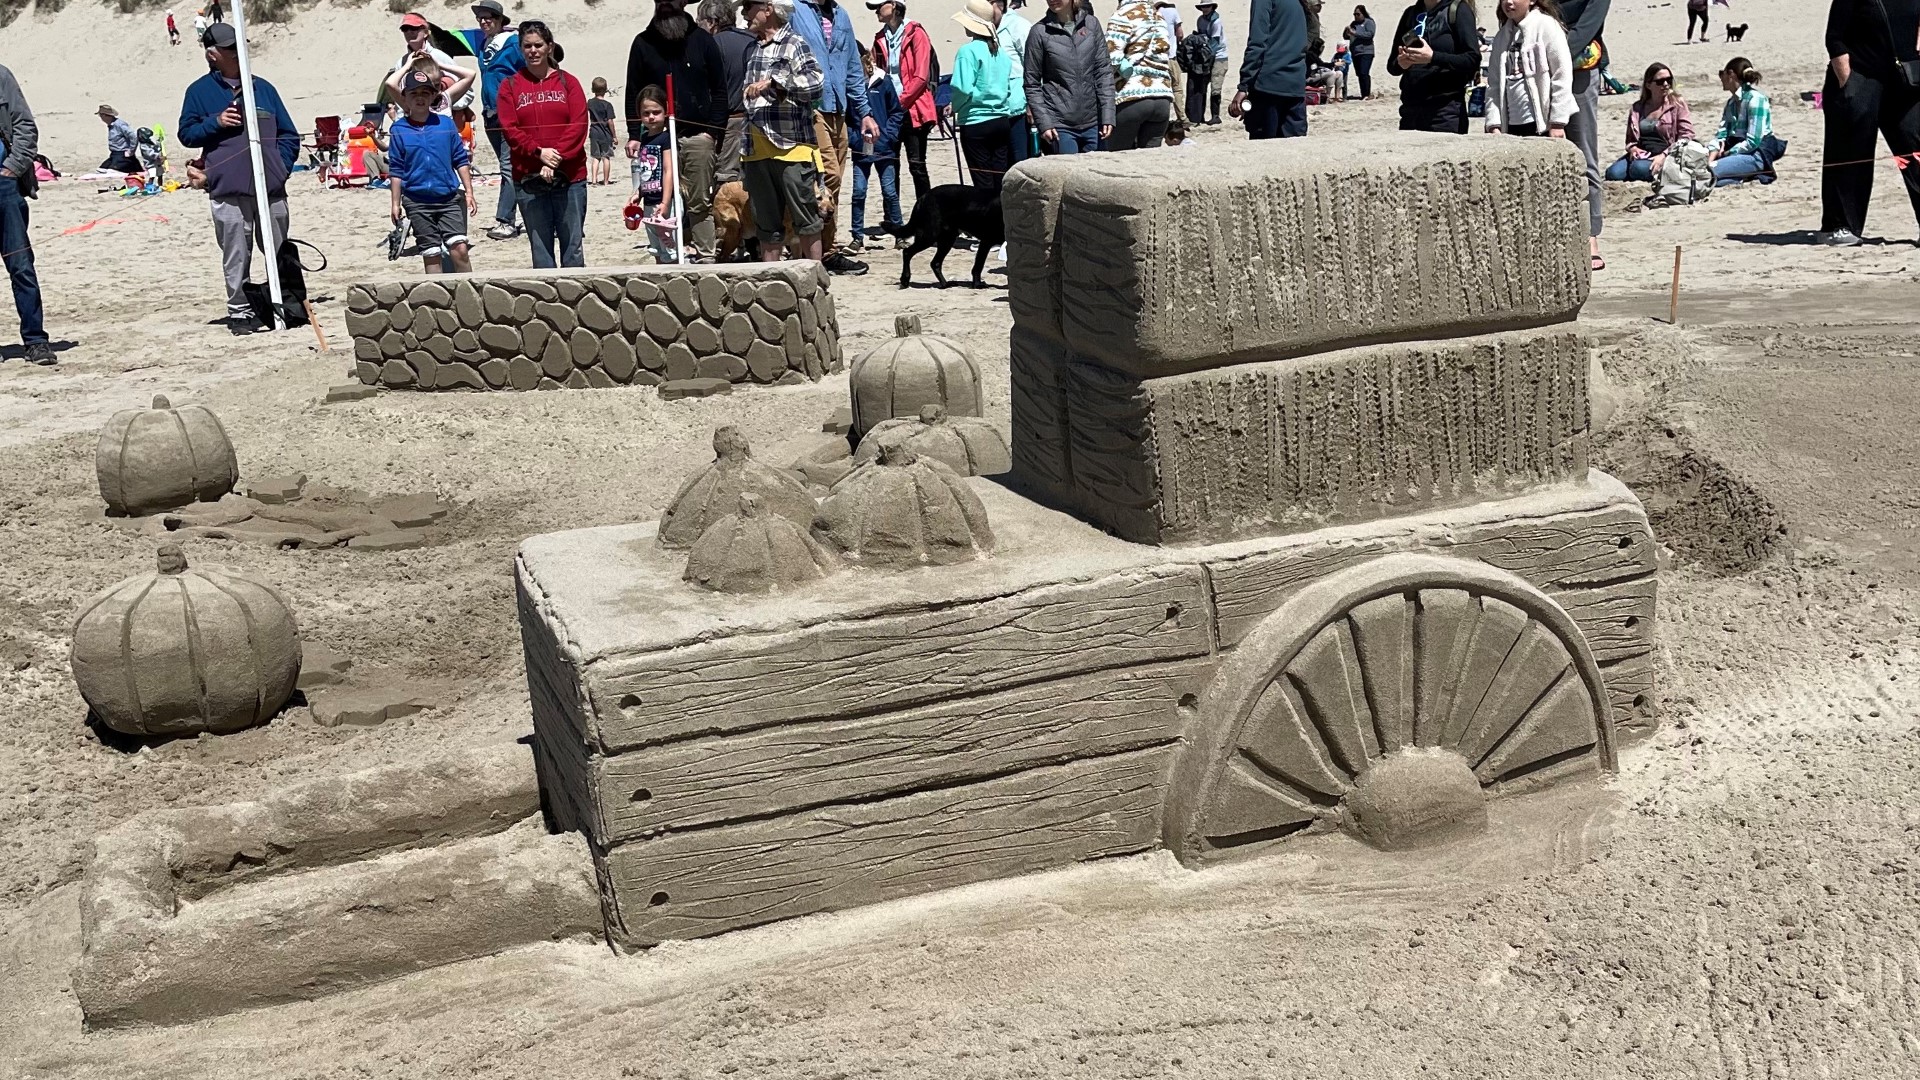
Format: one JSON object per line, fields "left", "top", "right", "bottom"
{"left": 496, "top": 20, "right": 590, "bottom": 267}
{"left": 1604, "top": 62, "right": 1692, "bottom": 182}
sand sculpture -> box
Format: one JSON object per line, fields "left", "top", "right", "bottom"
{"left": 848, "top": 314, "right": 985, "bottom": 439}
{"left": 657, "top": 427, "right": 817, "bottom": 549}
{"left": 70, "top": 544, "right": 301, "bottom": 737}
{"left": 96, "top": 395, "right": 239, "bottom": 516}
{"left": 851, "top": 404, "right": 1011, "bottom": 476}
{"left": 516, "top": 133, "right": 1658, "bottom": 948}
{"left": 343, "top": 263, "right": 841, "bottom": 391}
{"left": 684, "top": 493, "right": 842, "bottom": 594}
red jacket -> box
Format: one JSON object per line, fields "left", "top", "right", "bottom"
{"left": 495, "top": 67, "right": 589, "bottom": 184}
{"left": 873, "top": 20, "right": 937, "bottom": 128}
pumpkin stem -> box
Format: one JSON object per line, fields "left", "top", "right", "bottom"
{"left": 737, "top": 492, "right": 764, "bottom": 518}
{"left": 877, "top": 443, "right": 917, "bottom": 467}
{"left": 893, "top": 314, "right": 921, "bottom": 338}
{"left": 712, "top": 425, "right": 751, "bottom": 461}
{"left": 918, "top": 404, "right": 946, "bottom": 424}
{"left": 152, "top": 395, "right": 171, "bottom": 410}
{"left": 156, "top": 544, "right": 188, "bottom": 575}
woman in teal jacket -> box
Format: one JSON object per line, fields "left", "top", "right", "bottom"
{"left": 949, "top": 0, "right": 1025, "bottom": 194}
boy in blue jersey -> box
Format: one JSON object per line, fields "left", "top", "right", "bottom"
{"left": 389, "top": 69, "right": 478, "bottom": 273}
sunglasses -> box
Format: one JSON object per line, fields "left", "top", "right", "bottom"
{"left": 1652, "top": 76, "right": 1673, "bottom": 85}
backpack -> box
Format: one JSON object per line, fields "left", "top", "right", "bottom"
{"left": 1646, "top": 140, "right": 1715, "bottom": 208}
{"left": 1177, "top": 31, "right": 1213, "bottom": 75}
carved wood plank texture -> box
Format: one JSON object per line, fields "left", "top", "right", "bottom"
{"left": 601, "top": 747, "right": 1174, "bottom": 945}
{"left": 596, "top": 660, "right": 1211, "bottom": 844}
{"left": 585, "top": 566, "right": 1213, "bottom": 752}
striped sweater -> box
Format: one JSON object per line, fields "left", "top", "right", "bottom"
{"left": 1105, "top": 0, "right": 1175, "bottom": 104}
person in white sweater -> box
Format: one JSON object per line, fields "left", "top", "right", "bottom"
{"left": 1483, "top": 0, "right": 1575, "bottom": 138}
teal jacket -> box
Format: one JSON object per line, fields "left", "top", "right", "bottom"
{"left": 950, "top": 38, "right": 1025, "bottom": 126}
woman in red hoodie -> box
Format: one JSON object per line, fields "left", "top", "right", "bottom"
{"left": 869, "top": 1, "right": 937, "bottom": 201}
{"left": 496, "top": 21, "right": 589, "bottom": 268}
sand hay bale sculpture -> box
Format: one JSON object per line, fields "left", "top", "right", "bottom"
{"left": 852, "top": 404, "right": 1011, "bottom": 477}
{"left": 848, "top": 314, "right": 984, "bottom": 440}
{"left": 814, "top": 444, "right": 995, "bottom": 567}
{"left": 657, "top": 427, "right": 818, "bottom": 550}
{"left": 684, "top": 493, "right": 841, "bottom": 593}
{"left": 71, "top": 544, "right": 302, "bottom": 737}
{"left": 96, "top": 395, "right": 239, "bottom": 516}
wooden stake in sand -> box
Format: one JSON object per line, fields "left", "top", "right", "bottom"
{"left": 304, "top": 302, "right": 329, "bottom": 354}
{"left": 1669, "top": 245, "right": 1683, "bottom": 324}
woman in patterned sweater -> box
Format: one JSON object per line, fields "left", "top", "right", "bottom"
{"left": 1104, "top": 0, "right": 1176, "bottom": 150}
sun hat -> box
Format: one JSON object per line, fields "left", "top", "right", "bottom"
{"left": 97, "top": 104, "right": 119, "bottom": 119}
{"left": 400, "top": 11, "right": 429, "bottom": 28}
{"left": 470, "top": 0, "right": 506, "bottom": 15}
{"left": 952, "top": 0, "right": 994, "bottom": 38}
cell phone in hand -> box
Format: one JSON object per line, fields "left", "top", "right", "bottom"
{"left": 1401, "top": 33, "right": 1423, "bottom": 49}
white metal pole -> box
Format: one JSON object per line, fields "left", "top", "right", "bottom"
{"left": 229, "top": 0, "right": 286, "bottom": 329}
{"left": 665, "top": 75, "right": 685, "bottom": 265}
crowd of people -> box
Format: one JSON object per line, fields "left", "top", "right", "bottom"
{"left": 3, "top": 1, "right": 1920, "bottom": 362}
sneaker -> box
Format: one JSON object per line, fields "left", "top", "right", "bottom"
{"left": 485, "top": 221, "right": 521, "bottom": 241}
{"left": 1816, "top": 228, "right": 1863, "bottom": 247}
{"left": 845, "top": 235, "right": 866, "bottom": 253}
{"left": 367, "top": 179, "right": 390, "bottom": 189}
{"left": 227, "top": 315, "right": 271, "bottom": 336}
{"left": 22, "top": 342, "right": 56, "bottom": 366}
{"left": 823, "top": 251, "right": 869, "bottom": 276}
{"left": 992, "top": 243, "right": 1007, "bottom": 261}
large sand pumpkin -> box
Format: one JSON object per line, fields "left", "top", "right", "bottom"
{"left": 96, "top": 395, "right": 240, "bottom": 516}
{"left": 70, "top": 545, "right": 302, "bottom": 737}
{"left": 847, "top": 314, "right": 984, "bottom": 440}
{"left": 657, "top": 426, "right": 818, "bottom": 550}
{"left": 814, "top": 445, "right": 994, "bottom": 568}
{"left": 852, "top": 405, "right": 1011, "bottom": 477}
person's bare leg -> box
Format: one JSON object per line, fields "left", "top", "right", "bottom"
{"left": 797, "top": 233, "right": 824, "bottom": 262}
{"left": 445, "top": 243, "right": 472, "bottom": 273}
{"left": 422, "top": 254, "right": 443, "bottom": 274}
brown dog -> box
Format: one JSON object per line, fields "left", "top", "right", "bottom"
{"left": 712, "top": 174, "right": 834, "bottom": 261}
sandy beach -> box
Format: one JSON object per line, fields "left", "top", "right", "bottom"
{"left": 2, "top": 0, "right": 1919, "bottom": 1075}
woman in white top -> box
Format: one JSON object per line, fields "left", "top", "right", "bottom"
{"left": 1483, "top": 0, "right": 1575, "bottom": 139}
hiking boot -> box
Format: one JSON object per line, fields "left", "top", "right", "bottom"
{"left": 486, "top": 221, "right": 521, "bottom": 241}
{"left": 227, "top": 314, "right": 271, "bottom": 336}
{"left": 22, "top": 342, "right": 56, "bottom": 366}
{"left": 823, "top": 252, "right": 869, "bottom": 276}
{"left": 1816, "top": 228, "right": 1862, "bottom": 247}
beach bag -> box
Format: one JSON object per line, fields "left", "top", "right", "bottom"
{"left": 1177, "top": 31, "right": 1213, "bottom": 75}
{"left": 1647, "top": 140, "right": 1714, "bottom": 207}
{"left": 242, "top": 237, "right": 316, "bottom": 327}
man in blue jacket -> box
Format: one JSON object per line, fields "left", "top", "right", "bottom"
{"left": 178, "top": 22, "right": 299, "bottom": 334}
{"left": 0, "top": 63, "right": 54, "bottom": 365}
{"left": 1231, "top": 0, "right": 1310, "bottom": 139}
{"left": 788, "top": 0, "right": 880, "bottom": 275}
{"left": 472, "top": 0, "right": 524, "bottom": 241}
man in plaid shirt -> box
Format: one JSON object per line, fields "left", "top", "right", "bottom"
{"left": 741, "top": 0, "right": 827, "bottom": 261}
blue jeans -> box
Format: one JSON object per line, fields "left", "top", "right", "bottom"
{"left": 1604, "top": 156, "right": 1656, "bottom": 182}
{"left": 484, "top": 119, "right": 518, "bottom": 227}
{"left": 851, "top": 157, "right": 902, "bottom": 239}
{"left": 1245, "top": 92, "right": 1308, "bottom": 139}
{"left": 518, "top": 181, "right": 586, "bottom": 269}
{"left": 1044, "top": 126, "right": 1100, "bottom": 155}
{"left": 0, "top": 176, "right": 46, "bottom": 346}
{"left": 1712, "top": 152, "right": 1769, "bottom": 185}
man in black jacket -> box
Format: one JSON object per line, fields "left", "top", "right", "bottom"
{"left": 1820, "top": 0, "right": 1920, "bottom": 245}
{"left": 1560, "top": 0, "right": 1609, "bottom": 270}
{"left": 0, "top": 64, "right": 52, "bottom": 365}
{"left": 627, "top": 0, "right": 730, "bottom": 259}
{"left": 1385, "top": 0, "right": 1478, "bottom": 134}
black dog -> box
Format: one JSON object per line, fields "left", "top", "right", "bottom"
{"left": 1726, "top": 22, "right": 1747, "bottom": 41}
{"left": 882, "top": 184, "right": 1004, "bottom": 289}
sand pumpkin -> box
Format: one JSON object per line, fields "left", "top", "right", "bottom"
{"left": 70, "top": 545, "right": 302, "bottom": 737}
{"left": 851, "top": 405, "right": 1011, "bottom": 477}
{"left": 847, "top": 314, "right": 984, "bottom": 440}
{"left": 657, "top": 426, "right": 818, "bottom": 550}
{"left": 814, "top": 444, "right": 994, "bottom": 567}
{"left": 683, "top": 493, "right": 840, "bottom": 593}
{"left": 96, "top": 395, "right": 240, "bottom": 516}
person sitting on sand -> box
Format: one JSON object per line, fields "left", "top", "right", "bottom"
{"left": 1605, "top": 62, "right": 1691, "bottom": 182}
{"left": 97, "top": 105, "right": 140, "bottom": 173}
{"left": 1708, "top": 57, "right": 1780, "bottom": 187}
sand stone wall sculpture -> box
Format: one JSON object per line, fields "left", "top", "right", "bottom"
{"left": 343, "top": 262, "right": 841, "bottom": 391}
{"left": 96, "top": 395, "right": 239, "bottom": 517}
{"left": 517, "top": 133, "right": 1659, "bottom": 949}
{"left": 71, "top": 545, "right": 301, "bottom": 737}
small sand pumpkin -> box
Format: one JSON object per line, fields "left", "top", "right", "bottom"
{"left": 847, "top": 314, "right": 984, "bottom": 440}
{"left": 684, "top": 493, "right": 840, "bottom": 593}
{"left": 96, "top": 395, "right": 240, "bottom": 516}
{"left": 70, "top": 544, "right": 302, "bottom": 737}
{"left": 657, "top": 426, "right": 817, "bottom": 549}
{"left": 814, "top": 444, "right": 994, "bottom": 568}
{"left": 852, "top": 405, "right": 1011, "bottom": 477}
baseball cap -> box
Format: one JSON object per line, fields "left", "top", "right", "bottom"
{"left": 202, "top": 21, "right": 237, "bottom": 47}
{"left": 401, "top": 69, "right": 439, "bottom": 93}
{"left": 470, "top": 0, "right": 505, "bottom": 14}
{"left": 400, "top": 12, "right": 429, "bottom": 28}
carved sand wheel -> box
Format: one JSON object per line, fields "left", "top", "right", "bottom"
{"left": 1169, "top": 555, "right": 1615, "bottom": 863}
